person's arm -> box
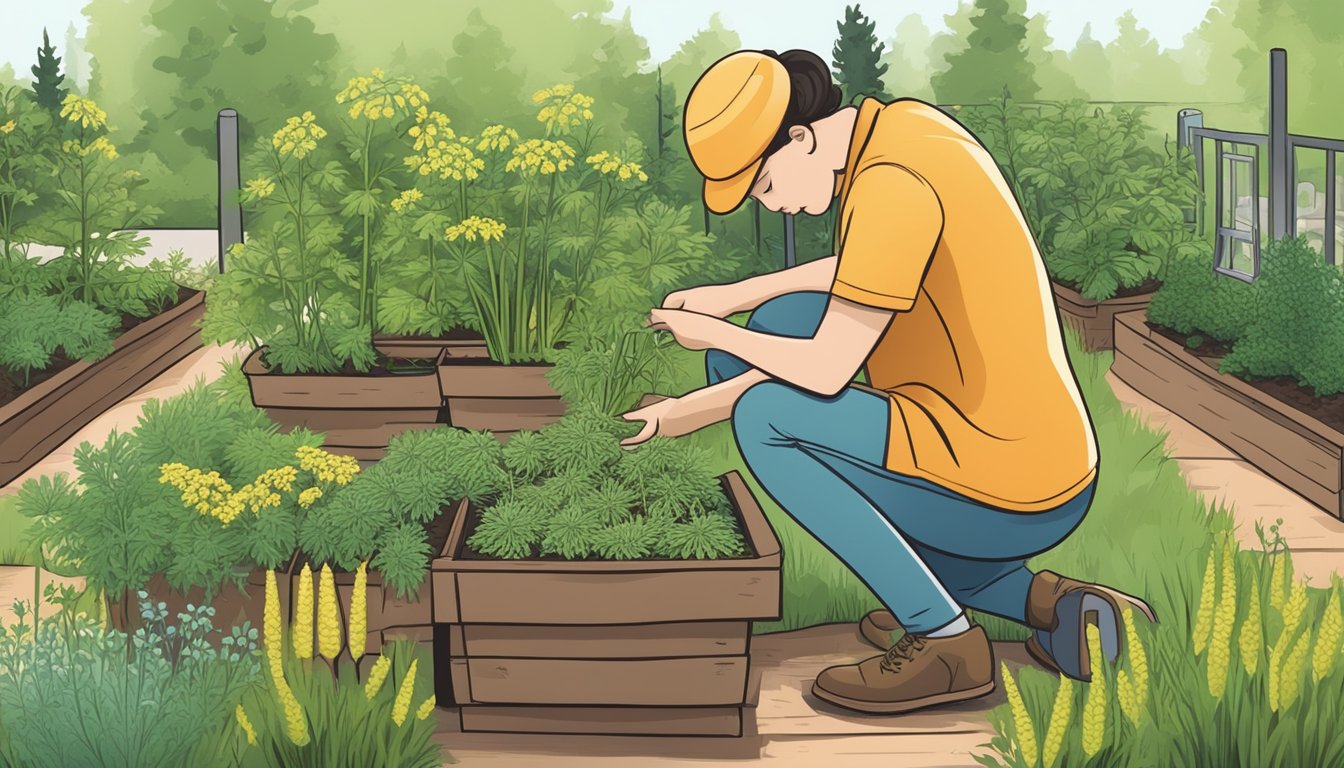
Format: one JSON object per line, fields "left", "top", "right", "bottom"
{"left": 663, "top": 255, "right": 837, "bottom": 316}
{"left": 619, "top": 368, "right": 771, "bottom": 445}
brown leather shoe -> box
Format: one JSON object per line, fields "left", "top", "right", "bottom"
{"left": 1025, "top": 570, "right": 1158, "bottom": 681}
{"left": 859, "top": 609, "right": 903, "bottom": 650}
{"left": 812, "top": 624, "right": 995, "bottom": 714}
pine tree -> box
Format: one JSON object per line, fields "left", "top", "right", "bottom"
{"left": 63, "top": 22, "right": 86, "bottom": 93}
{"left": 30, "top": 28, "right": 67, "bottom": 116}
{"left": 654, "top": 65, "right": 678, "bottom": 160}
{"left": 931, "top": 0, "right": 1038, "bottom": 104}
{"left": 881, "top": 13, "right": 936, "bottom": 100}
{"left": 832, "top": 5, "right": 889, "bottom": 104}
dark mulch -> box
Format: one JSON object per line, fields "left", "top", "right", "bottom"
{"left": 1150, "top": 322, "right": 1344, "bottom": 433}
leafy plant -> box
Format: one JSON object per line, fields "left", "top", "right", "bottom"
{"left": 0, "top": 85, "right": 53, "bottom": 257}
{"left": 0, "top": 291, "right": 116, "bottom": 389}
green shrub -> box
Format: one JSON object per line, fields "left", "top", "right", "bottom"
{"left": 0, "top": 292, "right": 117, "bottom": 389}
{"left": 0, "top": 587, "right": 260, "bottom": 768}
{"left": 1147, "top": 240, "right": 1255, "bottom": 342}
{"left": 466, "top": 403, "right": 746, "bottom": 560}
{"left": 1221, "top": 236, "right": 1344, "bottom": 396}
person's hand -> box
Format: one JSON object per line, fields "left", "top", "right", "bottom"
{"left": 619, "top": 395, "right": 706, "bottom": 447}
{"left": 661, "top": 284, "right": 741, "bottom": 318}
{"left": 645, "top": 308, "right": 726, "bottom": 351}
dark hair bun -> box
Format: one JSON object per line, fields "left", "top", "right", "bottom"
{"left": 762, "top": 49, "right": 843, "bottom": 157}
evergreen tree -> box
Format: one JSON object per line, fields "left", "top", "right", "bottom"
{"left": 881, "top": 13, "right": 935, "bottom": 100}
{"left": 30, "top": 28, "right": 67, "bottom": 115}
{"left": 1069, "top": 23, "right": 1113, "bottom": 99}
{"left": 832, "top": 4, "right": 889, "bottom": 104}
{"left": 63, "top": 23, "right": 87, "bottom": 93}
{"left": 662, "top": 13, "right": 741, "bottom": 107}
{"left": 1105, "top": 12, "right": 1189, "bottom": 102}
{"left": 931, "top": 0, "right": 1037, "bottom": 104}
{"left": 654, "top": 65, "right": 678, "bottom": 160}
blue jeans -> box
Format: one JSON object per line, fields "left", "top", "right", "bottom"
{"left": 709, "top": 291, "right": 1095, "bottom": 634}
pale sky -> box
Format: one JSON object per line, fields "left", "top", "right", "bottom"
{"left": 2, "top": 0, "right": 1216, "bottom": 80}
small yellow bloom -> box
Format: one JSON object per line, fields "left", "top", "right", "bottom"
{"left": 1278, "top": 625, "right": 1312, "bottom": 711}
{"left": 415, "top": 695, "right": 436, "bottom": 721}
{"left": 445, "top": 215, "right": 506, "bottom": 243}
{"left": 1207, "top": 533, "right": 1237, "bottom": 699}
{"left": 390, "top": 187, "right": 424, "bottom": 213}
{"left": 297, "top": 487, "right": 324, "bottom": 508}
{"left": 235, "top": 704, "right": 258, "bottom": 746}
{"left": 392, "top": 659, "right": 418, "bottom": 727}
{"left": 476, "top": 124, "right": 519, "bottom": 152}
{"left": 506, "top": 138, "right": 575, "bottom": 177}
{"left": 365, "top": 654, "right": 392, "bottom": 700}
{"left": 59, "top": 94, "right": 107, "bottom": 130}
{"left": 245, "top": 177, "right": 276, "bottom": 199}
{"left": 0, "top": 120, "right": 16, "bottom": 134}
{"left": 271, "top": 112, "right": 326, "bottom": 159}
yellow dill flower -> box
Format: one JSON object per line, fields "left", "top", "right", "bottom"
{"left": 297, "top": 487, "right": 324, "bottom": 508}
{"left": 235, "top": 704, "right": 257, "bottom": 746}
{"left": 390, "top": 188, "right": 423, "bottom": 213}
{"left": 1278, "top": 625, "right": 1313, "bottom": 711}
{"left": 349, "top": 560, "right": 368, "bottom": 662}
{"left": 1041, "top": 676, "right": 1073, "bottom": 768}
{"left": 392, "top": 659, "right": 418, "bottom": 727}
{"left": 476, "top": 124, "right": 519, "bottom": 152}
{"left": 0, "top": 120, "right": 15, "bottom": 134}
{"left": 1312, "top": 584, "right": 1342, "bottom": 683}
{"left": 295, "top": 446, "right": 360, "bottom": 485}
{"left": 59, "top": 94, "right": 107, "bottom": 130}
{"left": 1239, "top": 582, "right": 1264, "bottom": 676}
{"left": 364, "top": 654, "right": 392, "bottom": 700}
{"left": 1081, "top": 624, "right": 1107, "bottom": 757}
{"left": 415, "top": 695, "right": 436, "bottom": 721}
{"left": 532, "top": 84, "right": 595, "bottom": 134}
{"left": 317, "top": 564, "right": 342, "bottom": 662}
{"left": 505, "top": 138, "right": 575, "bottom": 176}
{"left": 271, "top": 112, "right": 326, "bottom": 159}
{"left": 444, "top": 215, "right": 507, "bottom": 243}
{"left": 1000, "top": 661, "right": 1037, "bottom": 766}
{"left": 1192, "top": 546, "right": 1217, "bottom": 655}
{"left": 337, "top": 69, "right": 422, "bottom": 121}
{"left": 244, "top": 177, "right": 275, "bottom": 199}
{"left": 1207, "top": 534, "right": 1238, "bottom": 699}
{"left": 293, "top": 563, "right": 314, "bottom": 660}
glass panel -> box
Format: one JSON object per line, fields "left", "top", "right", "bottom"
{"left": 1335, "top": 158, "right": 1343, "bottom": 263}
{"left": 1295, "top": 145, "right": 1327, "bottom": 255}
{"left": 1220, "top": 154, "right": 1234, "bottom": 230}
{"left": 1230, "top": 238, "right": 1256, "bottom": 276}
{"left": 1231, "top": 156, "right": 1256, "bottom": 231}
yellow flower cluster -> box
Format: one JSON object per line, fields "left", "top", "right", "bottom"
{"left": 476, "top": 124, "right": 519, "bottom": 152}
{"left": 365, "top": 655, "right": 392, "bottom": 700}
{"left": 505, "top": 138, "right": 575, "bottom": 176}
{"left": 585, "top": 150, "right": 648, "bottom": 182}
{"left": 532, "top": 83, "right": 594, "bottom": 133}
{"left": 297, "top": 486, "right": 324, "bottom": 508}
{"left": 62, "top": 136, "right": 118, "bottom": 160}
{"left": 407, "top": 106, "right": 454, "bottom": 152}
{"left": 415, "top": 694, "right": 436, "bottom": 721}
{"left": 1001, "top": 661, "right": 1037, "bottom": 766}
{"left": 59, "top": 94, "right": 107, "bottom": 130}
{"left": 272, "top": 112, "right": 326, "bottom": 159}
{"left": 389, "top": 188, "right": 424, "bottom": 213}
{"left": 404, "top": 108, "right": 484, "bottom": 181}
{"left": 0, "top": 120, "right": 15, "bottom": 135}
{"left": 392, "top": 659, "right": 418, "bottom": 727}
{"left": 336, "top": 68, "right": 429, "bottom": 121}
{"left": 444, "top": 215, "right": 506, "bottom": 243}
{"left": 245, "top": 177, "right": 276, "bottom": 199}
{"left": 159, "top": 463, "right": 235, "bottom": 521}
{"left": 295, "top": 445, "right": 359, "bottom": 485}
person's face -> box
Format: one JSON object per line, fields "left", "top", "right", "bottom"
{"left": 748, "top": 125, "right": 834, "bottom": 216}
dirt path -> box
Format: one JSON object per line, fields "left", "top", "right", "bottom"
{"left": 434, "top": 624, "right": 1036, "bottom": 767}
{"left": 1107, "top": 371, "right": 1344, "bottom": 585}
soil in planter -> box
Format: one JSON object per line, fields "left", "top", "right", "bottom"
{"left": 257, "top": 350, "right": 439, "bottom": 377}
{"left": 1150, "top": 322, "right": 1344, "bottom": 432}
{"left": 0, "top": 286, "right": 200, "bottom": 406}
{"left": 1056, "top": 275, "right": 1162, "bottom": 301}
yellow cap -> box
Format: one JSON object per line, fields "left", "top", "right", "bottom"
{"left": 683, "top": 51, "right": 790, "bottom": 215}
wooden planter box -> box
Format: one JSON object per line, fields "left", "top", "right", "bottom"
{"left": 436, "top": 344, "right": 566, "bottom": 439}
{"left": 1052, "top": 281, "right": 1157, "bottom": 351}
{"left": 0, "top": 290, "right": 206, "bottom": 487}
{"left": 243, "top": 346, "right": 446, "bottom": 460}
{"left": 1112, "top": 310, "right": 1344, "bottom": 518}
{"left": 429, "top": 471, "right": 783, "bottom": 736}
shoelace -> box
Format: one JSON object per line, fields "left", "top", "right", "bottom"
{"left": 879, "top": 633, "right": 928, "bottom": 674}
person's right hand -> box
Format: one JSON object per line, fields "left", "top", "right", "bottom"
{"left": 660, "top": 283, "right": 741, "bottom": 318}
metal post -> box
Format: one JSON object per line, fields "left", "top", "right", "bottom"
{"left": 1177, "top": 109, "right": 1204, "bottom": 228}
{"left": 783, "top": 213, "right": 796, "bottom": 268}
{"left": 217, "top": 108, "right": 243, "bottom": 272}
{"left": 1268, "top": 49, "right": 1290, "bottom": 243}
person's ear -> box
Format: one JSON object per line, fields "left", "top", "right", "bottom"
{"left": 789, "top": 125, "right": 816, "bottom": 154}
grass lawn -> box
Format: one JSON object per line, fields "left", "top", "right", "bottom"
{"left": 0, "top": 495, "right": 39, "bottom": 568}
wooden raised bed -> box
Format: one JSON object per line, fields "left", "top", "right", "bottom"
{"left": 243, "top": 346, "right": 446, "bottom": 460}
{"left": 436, "top": 344, "right": 566, "bottom": 439}
{"left": 0, "top": 290, "right": 206, "bottom": 488}
{"left": 430, "top": 471, "right": 782, "bottom": 736}
{"left": 1112, "top": 309, "right": 1344, "bottom": 519}
{"left": 1052, "top": 280, "right": 1157, "bottom": 351}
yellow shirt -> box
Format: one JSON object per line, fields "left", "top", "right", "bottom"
{"left": 829, "top": 97, "right": 1097, "bottom": 512}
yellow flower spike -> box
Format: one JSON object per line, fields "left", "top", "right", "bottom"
{"left": 349, "top": 560, "right": 368, "bottom": 663}
{"left": 364, "top": 655, "right": 392, "bottom": 700}
{"left": 415, "top": 695, "right": 436, "bottom": 721}
{"left": 1278, "top": 625, "right": 1313, "bottom": 711}
{"left": 1269, "top": 553, "right": 1287, "bottom": 612}
{"left": 1239, "top": 583, "right": 1264, "bottom": 676}
{"left": 1117, "top": 669, "right": 1139, "bottom": 726}
{"left": 293, "top": 564, "right": 314, "bottom": 660}
{"left": 235, "top": 704, "right": 258, "bottom": 746}
{"left": 1081, "top": 624, "right": 1107, "bottom": 757}
{"left": 1207, "top": 533, "right": 1238, "bottom": 699}
{"left": 1312, "top": 584, "right": 1342, "bottom": 683}
{"left": 317, "top": 564, "right": 342, "bottom": 662}
{"left": 264, "top": 570, "right": 284, "bottom": 677}
{"left": 1041, "top": 676, "right": 1073, "bottom": 768}
{"left": 1192, "top": 546, "right": 1217, "bottom": 655}
{"left": 279, "top": 684, "right": 309, "bottom": 746}
{"left": 1000, "top": 661, "right": 1037, "bottom": 766}
{"left": 392, "top": 659, "right": 418, "bottom": 727}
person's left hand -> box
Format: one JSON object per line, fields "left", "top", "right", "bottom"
{"left": 645, "top": 308, "right": 726, "bottom": 351}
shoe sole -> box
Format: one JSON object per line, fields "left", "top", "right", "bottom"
{"left": 811, "top": 680, "right": 997, "bottom": 715}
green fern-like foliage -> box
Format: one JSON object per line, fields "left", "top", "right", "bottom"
{"left": 132, "top": 381, "right": 269, "bottom": 471}
{"left": 369, "top": 521, "right": 433, "bottom": 600}
{"left": 467, "top": 500, "right": 544, "bottom": 559}
{"left": 540, "top": 506, "right": 604, "bottom": 559}
{"left": 223, "top": 425, "right": 323, "bottom": 483}
{"left": 535, "top": 404, "right": 625, "bottom": 476}
{"left": 298, "top": 474, "right": 396, "bottom": 571}
{"left": 503, "top": 483, "right": 564, "bottom": 520}
{"left": 663, "top": 513, "right": 746, "bottom": 559}
{"left": 591, "top": 518, "right": 657, "bottom": 559}
{"left": 501, "top": 430, "right": 547, "bottom": 481}
{"left": 540, "top": 470, "right": 600, "bottom": 509}
{"left": 418, "top": 428, "right": 510, "bottom": 502}
{"left": 588, "top": 479, "right": 637, "bottom": 525}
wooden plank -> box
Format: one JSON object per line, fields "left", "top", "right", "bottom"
{"left": 454, "top": 656, "right": 749, "bottom": 706}
{"left": 450, "top": 621, "right": 749, "bottom": 658}
{"left": 445, "top": 396, "right": 566, "bottom": 433}
{"left": 1112, "top": 310, "right": 1343, "bottom": 517}
{"left": 437, "top": 358, "right": 560, "bottom": 398}
{"left": 433, "top": 571, "right": 460, "bottom": 623}
{"left": 458, "top": 705, "right": 743, "bottom": 736}
{"left": 1051, "top": 281, "right": 1154, "bottom": 351}
{"left": 453, "top": 569, "right": 781, "bottom": 624}
{"left": 243, "top": 346, "right": 443, "bottom": 408}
